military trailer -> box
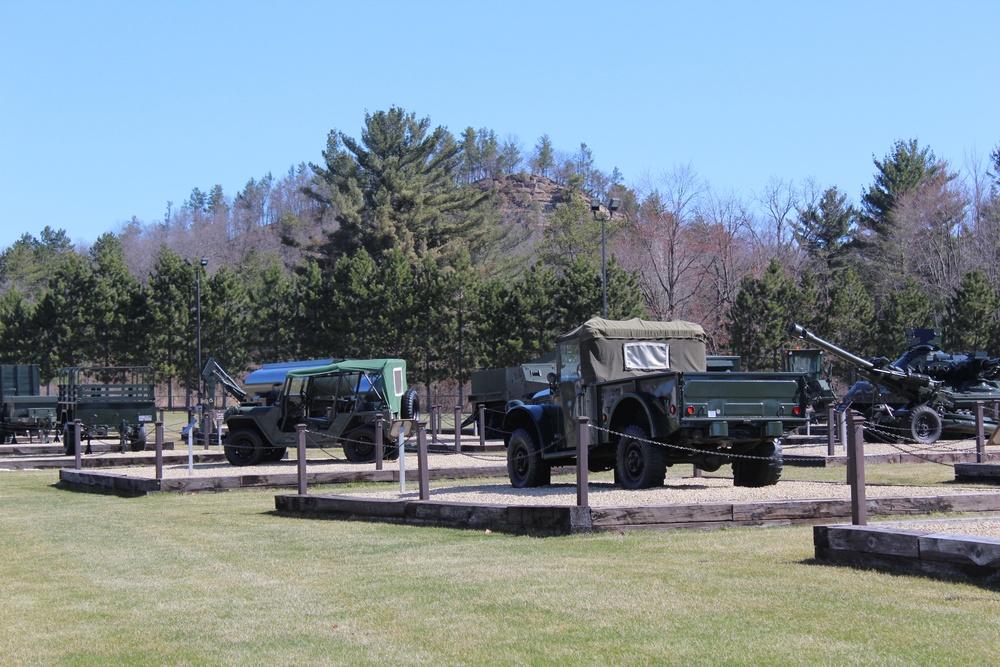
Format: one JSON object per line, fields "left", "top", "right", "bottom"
{"left": 502, "top": 318, "right": 808, "bottom": 490}
{"left": 58, "top": 366, "right": 157, "bottom": 454}
{"left": 789, "top": 324, "right": 1000, "bottom": 443}
{"left": 222, "top": 358, "right": 420, "bottom": 466}
{"left": 0, "top": 364, "right": 57, "bottom": 443}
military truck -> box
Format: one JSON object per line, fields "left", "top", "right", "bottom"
{"left": 222, "top": 358, "right": 420, "bottom": 466}
{"left": 58, "top": 366, "right": 157, "bottom": 454}
{"left": 0, "top": 365, "right": 57, "bottom": 443}
{"left": 502, "top": 318, "right": 808, "bottom": 489}
{"left": 782, "top": 348, "right": 837, "bottom": 415}
{"left": 790, "top": 324, "right": 1000, "bottom": 443}
{"left": 466, "top": 353, "right": 557, "bottom": 436}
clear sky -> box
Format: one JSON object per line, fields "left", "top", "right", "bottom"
{"left": 1, "top": 0, "right": 998, "bottom": 251}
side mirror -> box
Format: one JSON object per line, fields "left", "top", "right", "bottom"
{"left": 547, "top": 372, "right": 558, "bottom": 389}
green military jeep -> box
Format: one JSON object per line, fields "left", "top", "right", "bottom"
{"left": 222, "top": 359, "right": 419, "bottom": 466}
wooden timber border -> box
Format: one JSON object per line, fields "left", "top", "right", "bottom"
{"left": 6, "top": 450, "right": 221, "bottom": 470}
{"left": 273, "top": 491, "right": 1000, "bottom": 536}
{"left": 954, "top": 462, "right": 1000, "bottom": 483}
{"left": 814, "top": 521, "right": 1000, "bottom": 583}
{"left": 785, "top": 451, "right": 1000, "bottom": 467}
{"left": 58, "top": 465, "right": 510, "bottom": 495}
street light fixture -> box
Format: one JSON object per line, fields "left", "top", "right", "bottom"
{"left": 592, "top": 197, "right": 620, "bottom": 319}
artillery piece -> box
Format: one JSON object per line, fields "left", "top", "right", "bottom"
{"left": 788, "top": 324, "right": 1000, "bottom": 444}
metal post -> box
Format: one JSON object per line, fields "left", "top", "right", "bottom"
{"left": 398, "top": 423, "right": 407, "bottom": 494}
{"left": 576, "top": 416, "right": 589, "bottom": 508}
{"left": 155, "top": 421, "right": 164, "bottom": 480}
{"left": 436, "top": 405, "right": 443, "bottom": 436}
{"left": 837, "top": 410, "right": 847, "bottom": 447}
{"left": 73, "top": 420, "right": 82, "bottom": 470}
{"left": 430, "top": 405, "right": 438, "bottom": 444}
{"left": 297, "top": 423, "right": 307, "bottom": 495}
{"left": 827, "top": 405, "right": 837, "bottom": 455}
{"left": 418, "top": 421, "right": 429, "bottom": 501}
{"left": 601, "top": 216, "right": 607, "bottom": 319}
{"left": 693, "top": 464, "right": 702, "bottom": 478}
{"left": 478, "top": 404, "right": 486, "bottom": 448}
{"left": 374, "top": 415, "right": 384, "bottom": 471}
{"left": 847, "top": 410, "right": 866, "bottom": 526}
{"left": 976, "top": 401, "right": 986, "bottom": 463}
{"left": 454, "top": 405, "right": 462, "bottom": 453}
{"left": 187, "top": 421, "right": 194, "bottom": 474}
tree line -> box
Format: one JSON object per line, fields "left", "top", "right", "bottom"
{"left": 2, "top": 107, "right": 999, "bottom": 398}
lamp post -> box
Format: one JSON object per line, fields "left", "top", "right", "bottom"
{"left": 186, "top": 258, "right": 208, "bottom": 405}
{"left": 591, "top": 197, "right": 620, "bottom": 319}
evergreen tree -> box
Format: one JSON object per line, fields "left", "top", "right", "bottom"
{"left": 88, "top": 233, "right": 145, "bottom": 366}
{"left": 307, "top": 107, "right": 492, "bottom": 263}
{"left": 529, "top": 134, "right": 554, "bottom": 177}
{"left": 825, "top": 266, "right": 876, "bottom": 375}
{"left": 243, "top": 253, "right": 298, "bottom": 363}
{"left": 29, "top": 252, "right": 95, "bottom": 381}
{"left": 145, "top": 249, "right": 195, "bottom": 401}
{"left": 876, "top": 275, "right": 937, "bottom": 354}
{"left": 726, "top": 259, "right": 794, "bottom": 371}
{"left": 860, "top": 139, "right": 945, "bottom": 240}
{"left": 794, "top": 186, "right": 854, "bottom": 277}
{"left": 201, "top": 265, "right": 251, "bottom": 392}
{"left": 0, "top": 288, "right": 34, "bottom": 363}
{"left": 943, "top": 269, "right": 998, "bottom": 354}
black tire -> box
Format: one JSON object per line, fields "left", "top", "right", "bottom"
{"left": 906, "top": 405, "right": 942, "bottom": 444}
{"left": 224, "top": 428, "right": 265, "bottom": 466}
{"left": 732, "top": 439, "right": 783, "bottom": 488}
{"left": 263, "top": 447, "right": 287, "bottom": 462}
{"left": 129, "top": 425, "right": 147, "bottom": 452}
{"left": 507, "top": 427, "right": 550, "bottom": 487}
{"left": 343, "top": 426, "right": 377, "bottom": 463}
{"left": 616, "top": 425, "right": 666, "bottom": 489}
{"left": 400, "top": 389, "right": 420, "bottom": 421}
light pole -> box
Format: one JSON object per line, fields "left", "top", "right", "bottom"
{"left": 591, "top": 197, "right": 620, "bottom": 319}
{"left": 186, "top": 258, "right": 208, "bottom": 405}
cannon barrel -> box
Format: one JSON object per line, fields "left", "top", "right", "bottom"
{"left": 787, "top": 323, "right": 875, "bottom": 372}
{"left": 787, "top": 323, "right": 938, "bottom": 399}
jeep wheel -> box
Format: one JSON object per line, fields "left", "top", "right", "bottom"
{"left": 401, "top": 389, "right": 421, "bottom": 421}
{"left": 906, "top": 405, "right": 942, "bottom": 444}
{"left": 224, "top": 428, "right": 265, "bottom": 466}
{"left": 507, "top": 428, "right": 550, "bottom": 487}
{"left": 616, "top": 425, "right": 666, "bottom": 489}
{"left": 343, "top": 426, "right": 377, "bottom": 463}
{"left": 263, "top": 447, "right": 287, "bottom": 462}
{"left": 732, "top": 439, "right": 782, "bottom": 487}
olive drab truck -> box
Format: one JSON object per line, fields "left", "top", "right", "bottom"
{"left": 502, "top": 318, "right": 809, "bottom": 489}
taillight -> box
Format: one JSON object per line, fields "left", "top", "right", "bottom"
{"left": 793, "top": 406, "right": 802, "bottom": 416}
{"left": 669, "top": 404, "right": 676, "bottom": 415}
{"left": 686, "top": 406, "right": 695, "bottom": 415}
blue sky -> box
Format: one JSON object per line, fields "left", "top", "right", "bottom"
{"left": 2, "top": 0, "right": 998, "bottom": 251}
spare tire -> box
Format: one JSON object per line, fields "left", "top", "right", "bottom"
{"left": 401, "top": 389, "right": 420, "bottom": 421}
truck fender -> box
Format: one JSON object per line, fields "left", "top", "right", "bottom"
{"left": 607, "top": 393, "right": 667, "bottom": 441}
{"left": 222, "top": 415, "right": 272, "bottom": 446}
{"left": 501, "top": 403, "right": 561, "bottom": 450}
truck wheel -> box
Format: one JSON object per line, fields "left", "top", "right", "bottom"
{"left": 732, "top": 439, "right": 783, "bottom": 487}
{"left": 224, "top": 428, "right": 265, "bottom": 466}
{"left": 263, "top": 447, "right": 287, "bottom": 462}
{"left": 616, "top": 425, "right": 666, "bottom": 489}
{"left": 507, "top": 428, "right": 550, "bottom": 487}
{"left": 343, "top": 426, "right": 377, "bottom": 463}
{"left": 906, "top": 405, "right": 942, "bottom": 444}
{"left": 401, "top": 389, "right": 421, "bottom": 421}
{"left": 129, "top": 425, "right": 147, "bottom": 452}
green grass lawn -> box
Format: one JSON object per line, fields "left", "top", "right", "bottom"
{"left": 2, "top": 469, "right": 999, "bottom": 666}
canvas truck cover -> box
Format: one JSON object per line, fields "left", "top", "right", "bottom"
{"left": 556, "top": 318, "right": 708, "bottom": 383}
{"left": 286, "top": 359, "right": 407, "bottom": 415}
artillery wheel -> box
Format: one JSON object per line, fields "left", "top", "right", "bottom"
{"left": 400, "top": 389, "right": 421, "bottom": 421}
{"left": 129, "top": 425, "right": 147, "bottom": 452}
{"left": 224, "top": 428, "right": 265, "bottom": 466}
{"left": 343, "top": 426, "right": 377, "bottom": 463}
{"left": 507, "top": 427, "right": 550, "bottom": 487}
{"left": 732, "top": 439, "right": 783, "bottom": 488}
{"left": 906, "top": 405, "right": 942, "bottom": 444}
{"left": 616, "top": 425, "right": 666, "bottom": 489}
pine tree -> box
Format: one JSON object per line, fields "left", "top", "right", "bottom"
{"left": 943, "top": 269, "right": 998, "bottom": 354}
{"left": 726, "top": 259, "right": 794, "bottom": 371}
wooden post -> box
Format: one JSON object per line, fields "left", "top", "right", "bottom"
{"left": 374, "top": 415, "right": 384, "bottom": 471}
{"left": 827, "top": 405, "right": 837, "bottom": 455}
{"left": 454, "top": 405, "right": 462, "bottom": 453}
{"left": 976, "top": 401, "right": 985, "bottom": 464}
{"left": 576, "top": 416, "right": 589, "bottom": 508}
{"left": 847, "top": 410, "right": 866, "bottom": 526}
{"left": 478, "top": 404, "right": 486, "bottom": 448}
{"left": 418, "top": 421, "right": 429, "bottom": 501}
{"left": 693, "top": 465, "right": 702, "bottom": 478}
{"left": 155, "top": 421, "right": 164, "bottom": 480}
{"left": 296, "top": 423, "right": 307, "bottom": 496}
{"left": 73, "top": 420, "right": 82, "bottom": 470}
